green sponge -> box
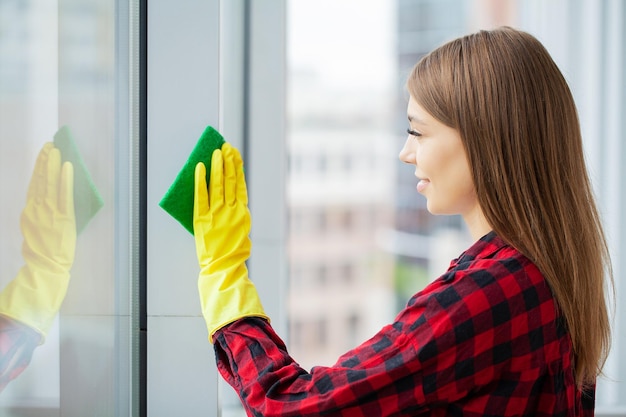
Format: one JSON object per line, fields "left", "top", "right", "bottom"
{"left": 53, "top": 125, "right": 104, "bottom": 234}
{"left": 159, "top": 125, "right": 225, "bottom": 234}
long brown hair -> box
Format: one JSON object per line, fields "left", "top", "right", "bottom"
{"left": 407, "top": 27, "right": 612, "bottom": 387}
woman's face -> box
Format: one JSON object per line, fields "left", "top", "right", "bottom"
{"left": 399, "top": 96, "right": 480, "bottom": 220}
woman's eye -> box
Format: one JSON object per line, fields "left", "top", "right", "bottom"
{"left": 406, "top": 128, "right": 422, "bottom": 138}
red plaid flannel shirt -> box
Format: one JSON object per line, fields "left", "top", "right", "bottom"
{"left": 214, "top": 232, "right": 595, "bottom": 416}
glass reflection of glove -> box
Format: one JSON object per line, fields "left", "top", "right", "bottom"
{"left": 0, "top": 142, "right": 76, "bottom": 342}
{"left": 194, "top": 143, "right": 268, "bottom": 343}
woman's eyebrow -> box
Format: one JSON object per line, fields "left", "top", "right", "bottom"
{"left": 407, "top": 115, "right": 426, "bottom": 125}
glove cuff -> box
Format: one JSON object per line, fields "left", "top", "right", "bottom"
{"left": 198, "top": 271, "right": 269, "bottom": 344}
{"left": 208, "top": 313, "right": 270, "bottom": 344}
{"left": 0, "top": 265, "right": 71, "bottom": 342}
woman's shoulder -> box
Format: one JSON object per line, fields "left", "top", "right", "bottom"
{"left": 409, "top": 232, "right": 553, "bottom": 316}
{"left": 449, "top": 231, "right": 544, "bottom": 285}
{"left": 400, "top": 232, "right": 563, "bottom": 355}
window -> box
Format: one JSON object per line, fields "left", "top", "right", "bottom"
{"left": 2, "top": 1, "right": 623, "bottom": 416}
{"left": 0, "top": 0, "right": 139, "bottom": 414}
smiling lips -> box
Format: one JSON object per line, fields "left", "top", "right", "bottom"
{"left": 417, "top": 179, "right": 430, "bottom": 193}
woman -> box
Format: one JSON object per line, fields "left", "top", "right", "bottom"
{"left": 193, "top": 27, "right": 612, "bottom": 416}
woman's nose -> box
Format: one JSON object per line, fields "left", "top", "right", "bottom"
{"left": 398, "top": 137, "right": 415, "bottom": 164}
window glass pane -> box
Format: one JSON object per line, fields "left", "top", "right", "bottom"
{"left": 0, "top": 0, "right": 138, "bottom": 414}
{"left": 0, "top": 2, "right": 62, "bottom": 408}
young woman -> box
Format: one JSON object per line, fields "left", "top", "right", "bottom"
{"left": 193, "top": 27, "right": 612, "bottom": 416}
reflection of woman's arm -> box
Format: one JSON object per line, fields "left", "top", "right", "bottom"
{"left": 0, "top": 142, "right": 76, "bottom": 341}
{"left": 0, "top": 316, "right": 40, "bottom": 392}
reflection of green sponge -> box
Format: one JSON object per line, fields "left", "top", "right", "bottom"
{"left": 159, "top": 126, "right": 225, "bottom": 234}
{"left": 53, "top": 125, "right": 104, "bottom": 234}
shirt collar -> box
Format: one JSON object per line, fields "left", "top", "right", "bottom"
{"left": 448, "top": 230, "right": 509, "bottom": 268}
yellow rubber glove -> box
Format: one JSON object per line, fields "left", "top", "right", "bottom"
{"left": 0, "top": 142, "right": 76, "bottom": 342}
{"left": 193, "top": 143, "right": 268, "bottom": 343}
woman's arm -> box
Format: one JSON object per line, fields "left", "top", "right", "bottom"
{"left": 214, "top": 317, "right": 424, "bottom": 417}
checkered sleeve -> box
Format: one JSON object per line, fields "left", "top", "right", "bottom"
{"left": 214, "top": 239, "right": 587, "bottom": 416}
{"left": 215, "top": 316, "right": 426, "bottom": 416}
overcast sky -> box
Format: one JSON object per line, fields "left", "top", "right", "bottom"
{"left": 287, "top": 0, "right": 396, "bottom": 91}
